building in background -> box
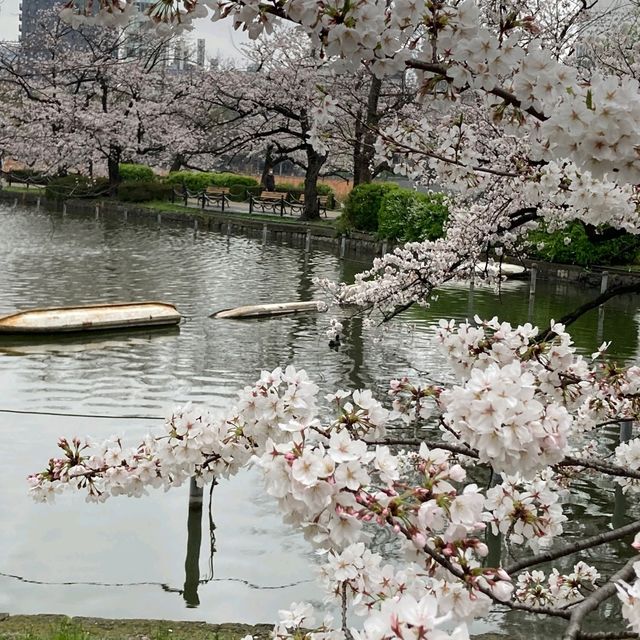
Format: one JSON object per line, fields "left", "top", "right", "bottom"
{"left": 18, "top": 0, "right": 56, "bottom": 43}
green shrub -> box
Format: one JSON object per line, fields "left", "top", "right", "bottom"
{"left": 164, "top": 171, "right": 258, "bottom": 194}
{"left": 377, "top": 190, "right": 449, "bottom": 242}
{"left": 45, "top": 175, "right": 109, "bottom": 200}
{"left": 119, "top": 163, "right": 155, "bottom": 182}
{"left": 117, "top": 180, "right": 173, "bottom": 202}
{"left": 164, "top": 171, "right": 216, "bottom": 192}
{"left": 527, "top": 221, "right": 640, "bottom": 266}
{"left": 210, "top": 172, "right": 258, "bottom": 188}
{"left": 341, "top": 182, "right": 399, "bottom": 232}
{"left": 4, "top": 168, "right": 50, "bottom": 186}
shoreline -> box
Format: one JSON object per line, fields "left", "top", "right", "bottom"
{"left": 2, "top": 188, "right": 640, "bottom": 288}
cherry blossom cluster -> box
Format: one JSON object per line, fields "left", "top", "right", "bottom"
{"left": 484, "top": 472, "right": 566, "bottom": 551}
{"left": 28, "top": 366, "right": 319, "bottom": 502}
{"left": 516, "top": 561, "right": 600, "bottom": 607}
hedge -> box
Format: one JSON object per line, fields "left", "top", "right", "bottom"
{"left": 117, "top": 180, "right": 172, "bottom": 203}
{"left": 165, "top": 171, "right": 258, "bottom": 193}
{"left": 377, "top": 190, "right": 449, "bottom": 242}
{"left": 119, "top": 164, "right": 155, "bottom": 182}
{"left": 527, "top": 221, "right": 640, "bottom": 267}
{"left": 45, "top": 175, "right": 110, "bottom": 200}
{"left": 341, "top": 183, "right": 400, "bottom": 232}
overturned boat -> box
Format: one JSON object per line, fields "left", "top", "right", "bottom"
{"left": 0, "top": 302, "right": 181, "bottom": 334}
{"left": 212, "top": 300, "right": 326, "bottom": 319}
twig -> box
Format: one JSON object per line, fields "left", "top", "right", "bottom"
{"left": 419, "top": 542, "right": 571, "bottom": 618}
{"left": 577, "top": 632, "right": 639, "bottom": 639}
{"left": 538, "top": 283, "right": 640, "bottom": 342}
{"left": 563, "top": 556, "right": 640, "bottom": 640}
{"left": 505, "top": 521, "right": 640, "bottom": 575}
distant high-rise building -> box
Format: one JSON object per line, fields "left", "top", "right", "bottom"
{"left": 18, "top": 0, "right": 57, "bottom": 43}
{"left": 197, "top": 39, "right": 205, "bottom": 67}
{"left": 19, "top": 0, "right": 93, "bottom": 53}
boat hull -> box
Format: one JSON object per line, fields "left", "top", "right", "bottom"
{"left": 212, "top": 301, "right": 324, "bottom": 319}
{"left": 0, "top": 302, "right": 181, "bottom": 334}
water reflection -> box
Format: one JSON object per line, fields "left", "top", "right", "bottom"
{"left": 2, "top": 204, "right": 640, "bottom": 629}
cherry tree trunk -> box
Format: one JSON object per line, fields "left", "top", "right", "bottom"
{"left": 353, "top": 76, "right": 382, "bottom": 187}
{"left": 301, "top": 146, "right": 326, "bottom": 220}
{"left": 107, "top": 147, "right": 121, "bottom": 196}
{"left": 260, "top": 144, "right": 275, "bottom": 188}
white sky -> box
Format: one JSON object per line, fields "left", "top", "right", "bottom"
{"left": 0, "top": 2, "right": 250, "bottom": 60}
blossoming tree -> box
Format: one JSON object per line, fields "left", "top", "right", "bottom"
{"left": 27, "top": 0, "right": 640, "bottom": 638}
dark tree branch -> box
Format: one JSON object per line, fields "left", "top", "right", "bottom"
{"left": 505, "top": 521, "right": 640, "bottom": 575}
{"left": 538, "top": 283, "right": 640, "bottom": 342}
{"left": 563, "top": 556, "right": 639, "bottom": 640}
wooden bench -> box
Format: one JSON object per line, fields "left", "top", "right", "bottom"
{"left": 288, "top": 194, "right": 330, "bottom": 217}
{"left": 202, "top": 186, "right": 231, "bottom": 211}
{"left": 249, "top": 191, "right": 287, "bottom": 216}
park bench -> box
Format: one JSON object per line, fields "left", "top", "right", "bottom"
{"left": 201, "top": 186, "right": 231, "bottom": 212}
{"left": 289, "top": 194, "right": 330, "bottom": 218}
{"left": 249, "top": 190, "right": 287, "bottom": 216}
{"left": 171, "top": 185, "right": 204, "bottom": 206}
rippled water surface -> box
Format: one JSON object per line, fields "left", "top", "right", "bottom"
{"left": 1, "top": 203, "right": 639, "bottom": 634}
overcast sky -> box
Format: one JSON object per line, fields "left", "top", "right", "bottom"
{"left": 0, "top": 2, "right": 250, "bottom": 60}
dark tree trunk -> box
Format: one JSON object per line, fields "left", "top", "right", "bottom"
{"left": 260, "top": 144, "right": 275, "bottom": 187}
{"left": 170, "top": 153, "right": 185, "bottom": 173}
{"left": 353, "top": 76, "right": 382, "bottom": 187}
{"left": 301, "top": 145, "right": 326, "bottom": 220}
{"left": 107, "top": 146, "right": 121, "bottom": 196}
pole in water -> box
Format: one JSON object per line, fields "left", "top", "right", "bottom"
{"left": 157, "top": 213, "right": 161, "bottom": 225}
{"left": 600, "top": 270, "right": 609, "bottom": 294}
{"left": 305, "top": 230, "right": 311, "bottom": 253}
{"left": 340, "top": 235, "right": 346, "bottom": 259}
{"left": 527, "top": 264, "right": 537, "bottom": 323}
{"left": 95, "top": 204, "right": 100, "bottom": 219}
{"left": 620, "top": 419, "right": 633, "bottom": 444}
{"left": 381, "top": 241, "right": 388, "bottom": 255}
{"left": 123, "top": 209, "right": 128, "bottom": 221}
{"left": 36, "top": 197, "right": 40, "bottom": 210}
{"left": 262, "top": 224, "right": 268, "bottom": 245}
{"left": 597, "top": 271, "right": 608, "bottom": 341}
{"left": 62, "top": 203, "right": 67, "bottom": 215}
{"left": 183, "top": 477, "right": 204, "bottom": 608}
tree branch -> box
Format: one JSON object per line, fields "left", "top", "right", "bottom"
{"left": 538, "top": 283, "right": 640, "bottom": 342}
{"left": 563, "top": 556, "right": 639, "bottom": 640}
{"left": 407, "top": 60, "right": 548, "bottom": 121}
{"left": 505, "top": 521, "right": 640, "bottom": 575}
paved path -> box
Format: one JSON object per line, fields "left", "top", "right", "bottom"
{"left": 178, "top": 196, "right": 342, "bottom": 220}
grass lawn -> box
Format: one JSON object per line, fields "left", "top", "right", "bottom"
{"left": 0, "top": 616, "right": 272, "bottom": 640}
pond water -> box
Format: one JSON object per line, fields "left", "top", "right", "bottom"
{"left": 1, "top": 203, "right": 639, "bottom": 636}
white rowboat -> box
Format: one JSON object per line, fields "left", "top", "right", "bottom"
{"left": 212, "top": 301, "right": 325, "bottom": 319}
{"left": 474, "top": 262, "right": 526, "bottom": 277}
{"left": 0, "top": 302, "right": 181, "bottom": 334}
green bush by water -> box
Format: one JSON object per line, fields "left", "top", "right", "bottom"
{"left": 3, "top": 168, "right": 50, "bottom": 186}
{"left": 341, "top": 182, "right": 399, "bottom": 232}
{"left": 117, "top": 180, "right": 173, "bottom": 202}
{"left": 45, "top": 175, "right": 110, "bottom": 200}
{"left": 377, "top": 190, "right": 448, "bottom": 241}
{"left": 527, "top": 221, "right": 640, "bottom": 266}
